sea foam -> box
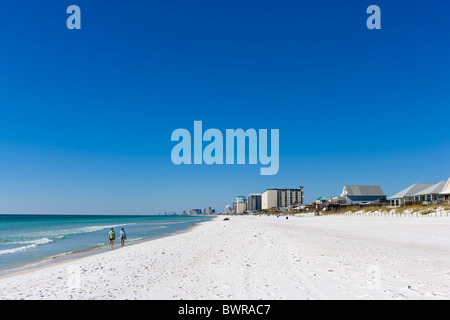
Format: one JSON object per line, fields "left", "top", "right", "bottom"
{"left": 0, "top": 238, "right": 54, "bottom": 256}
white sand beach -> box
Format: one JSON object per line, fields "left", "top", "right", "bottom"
{"left": 0, "top": 214, "right": 449, "bottom": 300}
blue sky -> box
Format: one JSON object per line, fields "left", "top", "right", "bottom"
{"left": 0, "top": 0, "right": 449, "bottom": 214}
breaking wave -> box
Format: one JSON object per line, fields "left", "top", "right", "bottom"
{"left": 0, "top": 238, "right": 54, "bottom": 256}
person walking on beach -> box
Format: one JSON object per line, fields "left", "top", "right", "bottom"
{"left": 119, "top": 228, "right": 126, "bottom": 247}
{"left": 108, "top": 228, "right": 116, "bottom": 250}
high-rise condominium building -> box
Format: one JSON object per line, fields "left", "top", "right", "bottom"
{"left": 261, "top": 187, "right": 304, "bottom": 209}
{"left": 247, "top": 194, "right": 262, "bottom": 211}
{"left": 236, "top": 196, "right": 247, "bottom": 214}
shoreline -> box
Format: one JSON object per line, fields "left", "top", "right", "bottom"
{"left": 0, "top": 216, "right": 216, "bottom": 280}
{"left": 1, "top": 214, "right": 449, "bottom": 300}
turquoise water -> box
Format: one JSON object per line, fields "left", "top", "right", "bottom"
{"left": 0, "top": 214, "right": 213, "bottom": 272}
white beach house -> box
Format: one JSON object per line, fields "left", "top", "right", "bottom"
{"left": 441, "top": 178, "right": 450, "bottom": 202}
{"left": 389, "top": 178, "right": 450, "bottom": 205}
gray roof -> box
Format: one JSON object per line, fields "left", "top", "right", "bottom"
{"left": 389, "top": 182, "right": 444, "bottom": 199}
{"left": 341, "top": 185, "right": 386, "bottom": 197}
{"left": 414, "top": 181, "right": 446, "bottom": 196}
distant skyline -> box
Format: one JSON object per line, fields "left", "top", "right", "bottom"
{"left": 1, "top": 1, "right": 449, "bottom": 214}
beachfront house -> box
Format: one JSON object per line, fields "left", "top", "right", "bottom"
{"left": 441, "top": 178, "right": 450, "bottom": 202}
{"left": 315, "top": 197, "right": 328, "bottom": 207}
{"left": 340, "top": 185, "right": 386, "bottom": 205}
{"left": 389, "top": 178, "right": 449, "bottom": 205}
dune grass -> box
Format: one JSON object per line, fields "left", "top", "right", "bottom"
{"left": 323, "top": 203, "right": 450, "bottom": 216}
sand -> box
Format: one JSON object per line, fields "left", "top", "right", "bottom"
{"left": 0, "top": 214, "right": 449, "bottom": 300}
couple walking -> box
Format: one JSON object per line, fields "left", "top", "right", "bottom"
{"left": 108, "top": 228, "right": 126, "bottom": 249}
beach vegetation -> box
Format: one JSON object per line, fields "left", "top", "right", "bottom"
{"left": 320, "top": 203, "right": 450, "bottom": 217}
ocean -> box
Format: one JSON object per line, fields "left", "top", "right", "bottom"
{"left": 0, "top": 214, "right": 214, "bottom": 274}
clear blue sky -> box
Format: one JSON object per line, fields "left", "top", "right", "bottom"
{"left": 0, "top": 0, "right": 449, "bottom": 214}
